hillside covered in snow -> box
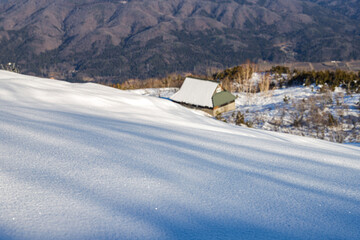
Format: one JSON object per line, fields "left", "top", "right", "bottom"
{"left": 1, "top": 71, "right": 360, "bottom": 239}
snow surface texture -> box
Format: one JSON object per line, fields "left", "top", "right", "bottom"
{"left": 1, "top": 70, "right": 360, "bottom": 240}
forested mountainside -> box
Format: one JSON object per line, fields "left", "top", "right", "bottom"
{"left": 309, "top": 0, "right": 360, "bottom": 20}
{"left": 0, "top": 0, "right": 359, "bottom": 82}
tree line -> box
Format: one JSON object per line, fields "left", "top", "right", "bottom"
{"left": 270, "top": 66, "right": 360, "bottom": 93}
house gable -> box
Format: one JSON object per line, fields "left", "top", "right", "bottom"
{"left": 212, "top": 91, "right": 236, "bottom": 107}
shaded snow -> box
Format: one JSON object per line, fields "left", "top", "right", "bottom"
{"left": 127, "top": 87, "right": 178, "bottom": 99}
{"left": 1, "top": 71, "right": 360, "bottom": 239}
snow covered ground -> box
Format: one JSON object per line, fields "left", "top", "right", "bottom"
{"left": 1, "top": 70, "right": 360, "bottom": 239}
{"left": 230, "top": 86, "right": 359, "bottom": 142}
{"left": 131, "top": 83, "right": 360, "bottom": 143}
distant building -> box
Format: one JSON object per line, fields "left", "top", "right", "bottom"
{"left": 170, "top": 77, "right": 236, "bottom": 116}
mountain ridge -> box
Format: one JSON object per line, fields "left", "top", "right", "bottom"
{"left": 0, "top": 0, "right": 359, "bottom": 82}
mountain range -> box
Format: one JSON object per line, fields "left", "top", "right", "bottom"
{"left": 0, "top": 0, "right": 359, "bottom": 82}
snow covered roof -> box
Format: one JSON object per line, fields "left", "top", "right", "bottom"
{"left": 170, "top": 77, "right": 220, "bottom": 108}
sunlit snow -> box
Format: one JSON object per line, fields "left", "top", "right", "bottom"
{"left": 1, "top": 71, "right": 359, "bottom": 239}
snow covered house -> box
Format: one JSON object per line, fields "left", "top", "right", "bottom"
{"left": 170, "top": 77, "right": 236, "bottom": 116}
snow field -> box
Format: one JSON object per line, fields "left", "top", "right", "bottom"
{"left": 0, "top": 71, "right": 360, "bottom": 239}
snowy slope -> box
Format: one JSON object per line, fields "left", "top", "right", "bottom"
{"left": 1, "top": 70, "right": 360, "bottom": 240}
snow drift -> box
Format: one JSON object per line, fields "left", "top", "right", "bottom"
{"left": 0, "top": 71, "right": 359, "bottom": 239}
